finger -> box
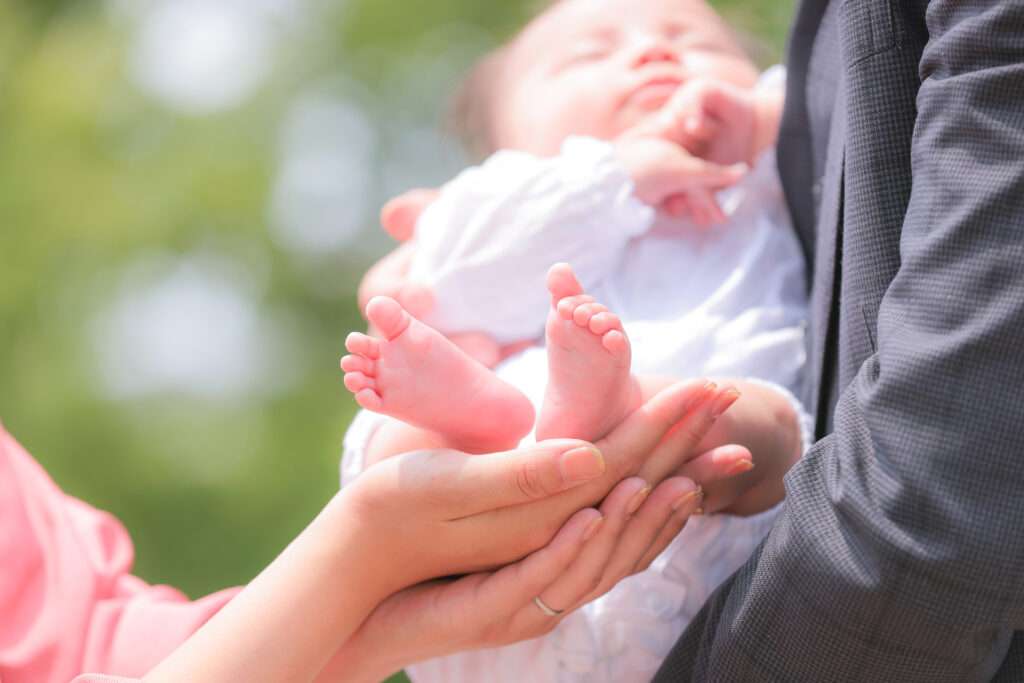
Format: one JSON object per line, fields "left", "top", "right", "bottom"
{"left": 672, "top": 157, "right": 746, "bottom": 188}
{"left": 380, "top": 188, "right": 440, "bottom": 242}
{"left": 495, "top": 478, "right": 649, "bottom": 641}
{"left": 633, "top": 480, "right": 705, "bottom": 573}
{"left": 687, "top": 189, "right": 726, "bottom": 226}
{"left": 594, "top": 378, "right": 717, "bottom": 481}
{"left": 459, "top": 506, "right": 603, "bottom": 624}
{"left": 532, "top": 478, "right": 650, "bottom": 614}
{"left": 664, "top": 194, "right": 689, "bottom": 216}
{"left": 692, "top": 200, "right": 711, "bottom": 228}
{"left": 398, "top": 439, "right": 608, "bottom": 517}
{"left": 633, "top": 383, "right": 740, "bottom": 483}
{"left": 582, "top": 476, "right": 699, "bottom": 599}
{"left": 674, "top": 443, "right": 753, "bottom": 487}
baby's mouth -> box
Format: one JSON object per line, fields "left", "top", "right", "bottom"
{"left": 627, "top": 77, "right": 682, "bottom": 109}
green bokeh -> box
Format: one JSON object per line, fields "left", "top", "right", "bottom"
{"left": 0, "top": 1, "right": 793, "bottom": 681}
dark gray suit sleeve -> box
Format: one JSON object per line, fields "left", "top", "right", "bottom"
{"left": 656, "top": 3, "right": 1024, "bottom": 681}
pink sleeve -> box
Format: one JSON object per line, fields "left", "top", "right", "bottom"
{"left": 0, "top": 423, "right": 240, "bottom": 683}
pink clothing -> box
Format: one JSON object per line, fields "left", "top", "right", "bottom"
{"left": 0, "top": 422, "right": 238, "bottom": 683}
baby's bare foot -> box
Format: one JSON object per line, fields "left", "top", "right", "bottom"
{"left": 535, "top": 264, "right": 640, "bottom": 442}
{"left": 342, "top": 296, "right": 535, "bottom": 451}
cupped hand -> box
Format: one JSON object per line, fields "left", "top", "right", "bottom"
{"left": 318, "top": 476, "right": 701, "bottom": 682}
{"left": 343, "top": 379, "right": 751, "bottom": 598}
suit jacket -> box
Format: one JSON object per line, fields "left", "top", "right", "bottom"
{"left": 656, "top": 0, "right": 1024, "bottom": 680}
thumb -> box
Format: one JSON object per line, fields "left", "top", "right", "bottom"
{"left": 426, "top": 440, "right": 607, "bottom": 516}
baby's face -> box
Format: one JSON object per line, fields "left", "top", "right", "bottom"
{"left": 494, "top": 0, "right": 759, "bottom": 156}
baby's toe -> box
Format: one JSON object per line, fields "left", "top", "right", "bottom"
{"left": 365, "top": 296, "right": 411, "bottom": 340}
{"left": 343, "top": 372, "right": 376, "bottom": 394}
{"left": 353, "top": 388, "right": 383, "bottom": 411}
{"left": 588, "top": 311, "right": 620, "bottom": 335}
{"left": 340, "top": 354, "right": 375, "bottom": 376}
{"left": 345, "top": 332, "right": 380, "bottom": 360}
{"left": 546, "top": 263, "right": 584, "bottom": 302}
{"left": 573, "top": 302, "right": 609, "bottom": 328}
{"left": 556, "top": 294, "right": 595, "bottom": 321}
{"left": 601, "top": 329, "right": 630, "bottom": 358}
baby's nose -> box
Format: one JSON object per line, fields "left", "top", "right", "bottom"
{"left": 631, "top": 39, "right": 681, "bottom": 68}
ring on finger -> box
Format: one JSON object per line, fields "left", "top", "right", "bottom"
{"left": 533, "top": 595, "right": 565, "bottom": 616}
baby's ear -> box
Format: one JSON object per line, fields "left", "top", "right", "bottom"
{"left": 380, "top": 188, "right": 440, "bottom": 242}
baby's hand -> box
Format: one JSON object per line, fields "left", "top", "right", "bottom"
{"left": 612, "top": 133, "right": 744, "bottom": 226}
{"left": 649, "top": 77, "right": 784, "bottom": 166}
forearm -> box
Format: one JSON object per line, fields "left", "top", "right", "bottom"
{"left": 144, "top": 491, "right": 389, "bottom": 683}
{"left": 749, "top": 88, "right": 784, "bottom": 164}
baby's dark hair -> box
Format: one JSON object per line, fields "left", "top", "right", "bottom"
{"left": 445, "top": 46, "right": 510, "bottom": 162}
{"left": 444, "top": 0, "right": 560, "bottom": 161}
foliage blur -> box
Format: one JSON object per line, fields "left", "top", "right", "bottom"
{"left": 0, "top": 0, "right": 792, "bottom": 680}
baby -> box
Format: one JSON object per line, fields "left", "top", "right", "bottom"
{"left": 341, "top": 0, "right": 811, "bottom": 680}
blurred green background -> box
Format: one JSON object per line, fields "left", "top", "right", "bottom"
{"left": 0, "top": 0, "right": 793, "bottom": 680}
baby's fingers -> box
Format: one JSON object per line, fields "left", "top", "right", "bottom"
{"left": 687, "top": 187, "right": 728, "bottom": 226}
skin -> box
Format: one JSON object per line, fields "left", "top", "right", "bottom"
{"left": 141, "top": 380, "right": 730, "bottom": 682}
{"left": 493, "top": 0, "right": 760, "bottom": 156}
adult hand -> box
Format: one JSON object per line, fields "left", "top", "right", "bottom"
{"left": 318, "top": 475, "right": 702, "bottom": 682}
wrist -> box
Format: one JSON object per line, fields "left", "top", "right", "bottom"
{"left": 749, "top": 89, "right": 784, "bottom": 163}
{"left": 611, "top": 135, "right": 665, "bottom": 207}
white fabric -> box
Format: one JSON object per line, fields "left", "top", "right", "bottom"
{"left": 340, "top": 67, "right": 811, "bottom": 683}
{"left": 408, "top": 136, "right": 654, "bottom": 345}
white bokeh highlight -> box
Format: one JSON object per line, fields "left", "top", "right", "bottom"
{"left": 128, "top": 0, "right": 277, "bottom": 114}
{"left": 92, "top": 250, "right": 299, "bottom": 399}
{"left": 269, "top": 89, "right": 378, "bottom": 254}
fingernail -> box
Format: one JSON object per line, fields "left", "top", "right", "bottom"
{"left": 686, "top": 381, "right": 717, "bottom": 411}
{"left": 710, "top": 389, "right": 741, "bottom": 419}
{"left": 626, "top": 486, "right": 652, "bottom": 517}
{"left": 672, "top": 487, "right": 703, "bottom": 513}
{"left": 559, "top": 446, "right": 606, "bottom": 484}
{"left": 723, "top": 459, "right": 754, "bottom": 477}
{"left": 583, "top": 516, "right": 606, "bottom": 541}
